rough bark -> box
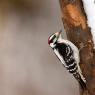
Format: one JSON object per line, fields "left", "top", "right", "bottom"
{"left": 59, "top": 0, "right": 95, "bottom": 95}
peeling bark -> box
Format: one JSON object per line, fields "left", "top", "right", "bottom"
{"left": 59, "top": 0, "right": 95, "bottom": 95}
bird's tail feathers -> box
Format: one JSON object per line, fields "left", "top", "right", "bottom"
{"left": 78, "top": 76, "right": 87, "bottom": 90}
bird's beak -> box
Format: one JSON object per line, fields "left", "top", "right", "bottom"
{"left": 56, "top": 30, "right": 62, "bottom": 39}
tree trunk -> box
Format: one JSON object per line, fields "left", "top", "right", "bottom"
{"left": 59, "top": 0, "right": 95, "bottom": 95}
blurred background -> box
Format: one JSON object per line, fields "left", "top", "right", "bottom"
{"left": 0, "top": 0, "right": 79, "bottom": 95}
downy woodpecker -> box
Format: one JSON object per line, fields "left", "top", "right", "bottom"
{"left": 48, "top": 31, "right": 86, "bottom": 89}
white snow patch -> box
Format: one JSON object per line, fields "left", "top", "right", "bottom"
{"left": 82, "top": 0, "right": 95, "bottom": 48}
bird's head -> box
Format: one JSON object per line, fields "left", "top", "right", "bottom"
{"left": 48, "top": 30, "right": 62, "bottom": 48}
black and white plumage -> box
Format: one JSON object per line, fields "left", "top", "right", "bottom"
{"left": 48, "top": 31, "right": 86, "bottom": 89}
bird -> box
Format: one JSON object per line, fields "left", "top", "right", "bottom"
{"left": 48, "top": 30, "right": 86, "bottom": 89}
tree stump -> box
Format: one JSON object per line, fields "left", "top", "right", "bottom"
{"left": 59, "top": 0, "right": 95, "bottom": 95}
